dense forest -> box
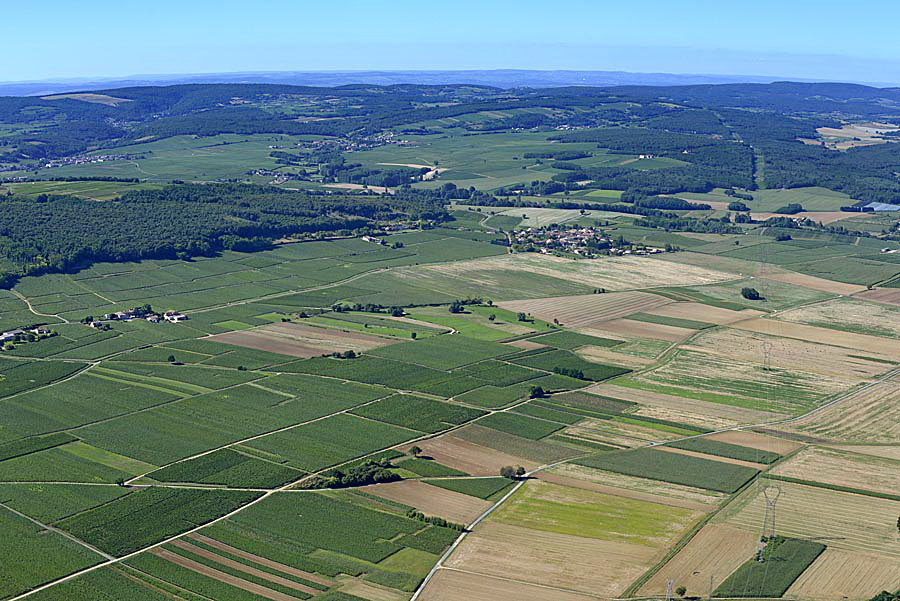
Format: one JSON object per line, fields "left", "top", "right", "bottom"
{"left": 0, "top": 184, "right": 448, "bottom": 286}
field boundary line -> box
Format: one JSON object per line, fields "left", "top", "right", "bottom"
{"left": 0, "top": 501, "right": 115, "bottom": 561}
{"left": 10, "top": 289, "right": 69, "bottom": 324}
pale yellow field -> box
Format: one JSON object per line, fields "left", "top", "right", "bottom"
{"left": 364, "top": 480, "right": 492, "bottom": 524}
{"left": 776, "top": 297, "right": 900, "bottom": 339}
{"left": 585, "top": 319, "right": 694, "bottom": 342}
{"left": 705, "top": 430, "right": 804, "bottom": 455}
{"left": 716, "top": 481, "right": 900, "bottom": 558}
{"left": 421, "top": 569, "right": 598, "bottom": 601}
{"left": 685, "top": 327, "right": 892, "bottom": 380}
{"left": 499, "top": 290, "right": 672, "bottom": 327}
{"left": 786, "top": 548, "right": 900, "bottom": 600}
{"left": 417, "top": 253, "right": 734, "bottom": 292}
{"left": 639, "top": 524, "right": 758, "bottom": 597}
{"left": 729, "top": 318, "right": 897, "bottom": 361}
{"left": 445, "top": 480, "right": 702, "bottom": 597}
{"left": 548, "top": 464, "right": 725, "bottom": 507}
{"left": 588, "top": 383, "right": 784, "bottom": 425}
{"left": 642, "top": 301, "right": 763, "bottom": 324}
{"left": 786, "top": 381, "right": 900, "bottom": 443}
{"left": 770, "top": 445, "right": 900, "bottom": 496}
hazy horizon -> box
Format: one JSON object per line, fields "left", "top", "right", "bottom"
{"left": 6, "top": 0, "right": 900, "bottom": 85}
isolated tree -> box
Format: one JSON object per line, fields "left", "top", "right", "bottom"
{"left": 449, "top": 301, "right": 464, "bottom": 314}
{"left": 676, "top": 586, "right": 687, "bottom": 597}
{"left": 409, "top": 445, "right": 422, "bottom": 457}
{"left": 115, "top": 477, "right": 127, "bottom": 487}
{"left": 517, "top": 312, "right": 527, "bottom": 322}
{"left": 515, "top": 466, "right": 526, "bottom": 478}
{"left": 529, "top": 385, "right": 546, "bottom": 399}
{"left": 488, "top": 314, "right": 496, "bottom": 322}
{"left": 741, "top": 287, "right": 762, "bottom": 300}
{"left": 499, "top": 466, "right": 516, "bottom": 479}
{"left": 390, "top": 306, "right": 404, "bottom": 317}
{"left": 342, "top": 350, "right": 356, "bottom": 359}
{"left": 410, "top": 332, "right": 417, "bottom": 339}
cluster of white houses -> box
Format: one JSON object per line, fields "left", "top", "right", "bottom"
{"left": 87, "top": 307, "right": 186, "bottom": 328}
{"left": 1, "top": 326, "right": 53, "bottom": 346}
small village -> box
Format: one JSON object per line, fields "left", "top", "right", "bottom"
{"left": 510, "top": 225, "right": 668, "bottom": 258}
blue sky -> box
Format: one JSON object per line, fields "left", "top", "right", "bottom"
{"left": 6, "top": 0, "right": 900, "bottom": 83}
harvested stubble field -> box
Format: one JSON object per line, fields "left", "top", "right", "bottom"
{"left": 576, "top": 345, "right": 655, "bottom": 369}
{"left": 639, "top": 524, "right": 759, "bottom": 597}
{"left": 208, "top": 321, "right": 393, "bottom": 357}
{"left": 622, "top": 346, "right": 849, "bottom": 416}
{"left": 401, "top": 253, "right": 734, "bottom": 296}
{"left": 364, "top": 480, "right": 492, "bottom": 524}
{"left": 717, "top": 480, "right": 900, "bottom": 558}
{"left": 728, "top": 318, "right": 898, "bottom": 361}
{"left": 536, "top": 468, "right": 716, "bottom": 511}
{"left": 776, "top": 297, "right": 900, "bottom": 338}
{"left": 640, "top": 301, "right": 764, "bottom": 325}
{"left": 444, "top": 480, "right": 702, "bottom": 597}
{"left": 587, "top": 383, "right": 783, "bottom": 425}
{"left": 854, "top": 287, "right": 900, "bottom": 306}
{"left": 421, "top": 569, "right": 598, "bottom": 601}
{"left": 498, "top": 291, "right": 672, "bottom": 328}
{"left": 403, "top": 433, "right": 541, "bottom": 476}
{"left": 785, "top": 548, "right": 900, "bottom": 600}
{"left": 705, "top": 430, "right": 804, "bottom": 455}
{"left": 784, "top": 381, "right": 900, "bottom": 443}
{"left": 685, "top": 327, "right": 894, "bottom": 380}
{"left": 770, "top": 445, "right": 900, "bottom": 496}
{"left": 584, "top": 318, "right": 695, "bottom": 342}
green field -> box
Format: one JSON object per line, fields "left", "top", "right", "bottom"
{"left": 574, "top": 447, "right": 759, "bottom": 493}
{"left": 713, "top": 537, "right": 826, "bottom": 598}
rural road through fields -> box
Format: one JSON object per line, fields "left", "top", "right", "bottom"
{"left": 407, "top": 363, "right": 900, "bottom": 600}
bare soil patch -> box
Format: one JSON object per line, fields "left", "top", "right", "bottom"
{"left": 786, "top": 548, "right": 900, "bottom": 600}
{"left": 643, "top": 302, "right": 763, "bottom": 325}
{"left": 209, "top": 322, "right": 393, "bottom": 357}
{"left": 587, "top": 383, "right": 784, "bottom": 425}
{"left": 706, "top": 430, "right": 803, "bottom": 455}
{"left": 150, "top": 548, "right": 299, "bottom": 601}
{"left": 585, "top": 319, "right": 694, "bottom": 342}
{"left": 770, "top": 445, "right": 900, "bottom": 496}
{"left": 363, "top": 480, "right": 491, "bottom": 524}
{"left": 656, "top": 445, "right": 768, "bottom": 470}
{"left": 403, "top": 434, "right": 540, "bottom": 476}
{"left": 421, "top": 568, "right": 598, "bottom": 601}
{"left": 854, "top": 287, "right": 900, "bottom": 307}
{"left": 503, "top": 339, "right": 548, "bottom": 351}
{"left": 758, "top": 270, "right": 865, "bottom": 295}
{"left": 499, "top": 291, "right": 672, "bottom": 328}
{"left": 640, "top": 524, "right": 757, "bottom": 597}
{"left": 187, "top": 533, "right": 335, "bottom": 586}
{"left": 445, "top": 521, "right": 658, "bottom": 597}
